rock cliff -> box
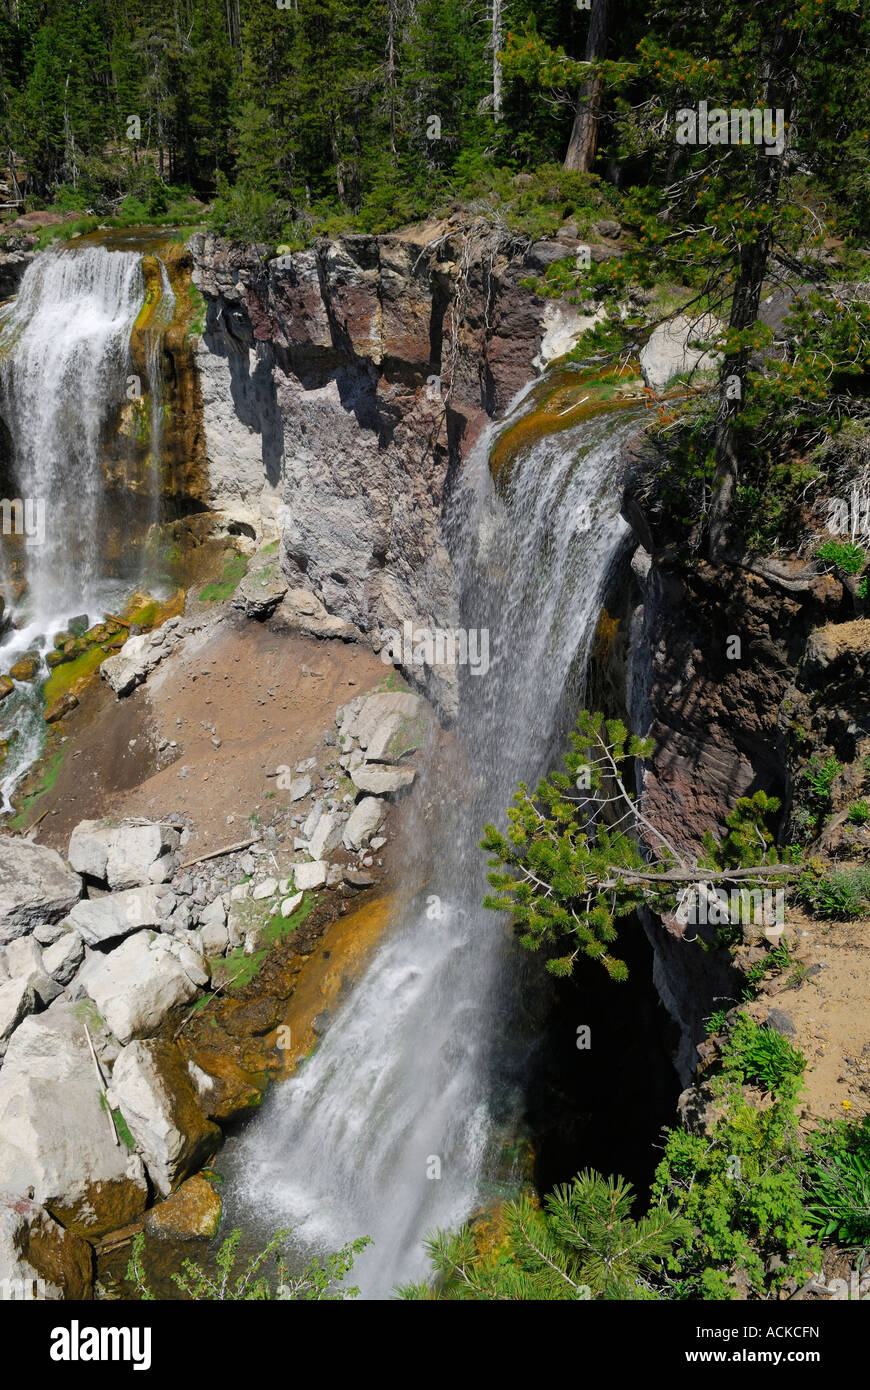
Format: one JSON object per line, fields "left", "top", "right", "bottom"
{"left": 622, "top": 449, "right": 863, "bottom": 1076}
{"left": 190, "top": 222, "right": 582, "bottom": 711}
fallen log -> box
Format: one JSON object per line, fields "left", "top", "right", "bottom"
{"left": 178, "top": 836, "right": 259, "bottom": 870}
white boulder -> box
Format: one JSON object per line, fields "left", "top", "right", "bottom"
{"left": 0, "top": 1004, "right": 148, "bottom": 1235}
{"left": 0, "top": 837, "right": 81, "bottom": 944}
{"left": 84, "top": 933, "right": 199, "bottom": 1044}
{"left": 110, "top": 1040, "right": 220, "bottom": 1197}
{"left": 67, "top": 885, "right": 164, "bottom": 946}
{"left": 293, "top": 861, "right": 327, "bottom": 891}
{"left": 342, "top": 797, "right": 386, "bottom": 850}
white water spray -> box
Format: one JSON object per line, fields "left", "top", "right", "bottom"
{"left": 227, "top": 400, "right": 642, "bottom": 1297}
{"left": 0, "top": 246, "right": 145, "bottom": 626}
{"left": 0, "top": 243, "right": 173, "bottom": 811}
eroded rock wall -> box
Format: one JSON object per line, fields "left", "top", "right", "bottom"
{"left": 189, "top": 224, "right": 563, "bottom": 711}
{"left": 623, "top": 461, "right": 848, "bottom": 1077}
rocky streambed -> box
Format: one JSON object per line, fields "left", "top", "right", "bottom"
{"left": 0, "top": 577, "right": 441, "bottom": 1298}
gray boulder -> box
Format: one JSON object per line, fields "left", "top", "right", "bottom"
{"left": 106, "top": 825, "right": 180, "bottom": 890}
{"left": 231, "top": 563, "right": 288, "bottom": 619}
{"left": 338, "top": 691, "right": 426, "bottom": 754}
{"left": 0, "top": 837, "right": 81, "bottom": 944}
{"left": 68, "top": 820, "right": 179, "bottom": 889}
{"left": 0, "top": 937, "right": 61, "bottom": 1031}
{"left": 342, "top": 796, "right": 386, "bottom": 850}
{"left": 350, "top": 764, "right": 415, "bottom": 795}
{"left": 84, "top": 933, "right": 199, "bottom": 1044}
{"left": 0, "top": 1004, "right": 149, "bottom": 1236}
{"left": 308, "top": 812, "right": 343, "bottom": 859}
{"left": 109, "top": 1040, "right": 220, "bottom": 1197}
{"left": 67, "top": 821, "right": 115, "bottom": 880}
{"left": 0, "top": 974, "right": 39, "bottom": 1041}
{"left": 67, "top": 885, "right": 165, "bottom": 946}
{"left": 42, "top": 932, "right": 85, "bottom": 987}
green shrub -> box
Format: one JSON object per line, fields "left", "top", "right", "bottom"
{"left": 207, "top": 175, "right": 291, "bottom": 246}
{"left": 721, "top": 1013, "right": 805, "bottom": 1093}
{"left": 400, "top": 1171, "right": 688, "bottom": 1301}
{"left": 805, "top": 1117, "right": 870, "bottom": 1244}
{"left": 652, "top": 1079, "right": 815, "bottom": 1298}
{"left": 847, "top": 799, "right": 870, "bottom": 825}
{"left": 704, "top": 1008, "right": 729, "bottom": 1038}
{"left": 816, "top": 540, "right": 866, "bottom": 575}
{"left": 805, "top": 754, "right": 842, "bottom": 806}
{"left": 799, "top": 864, "right": 870, "bottom": 919}
{"left": 126, "top": 1227, "right": 369, "bottom": 1300}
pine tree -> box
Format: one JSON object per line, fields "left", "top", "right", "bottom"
{"left": 399, "top": 1170, "right": 689, "bottom": 1299}
{"left": 481, "top": 710, "right": 794, "bottom": 979}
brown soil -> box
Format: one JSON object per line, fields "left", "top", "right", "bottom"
{"left": 743, "top": 904, "right": 870, "bottom": 1126}
{"left": 35, "top": 614, "right": 388, "bottom": 857}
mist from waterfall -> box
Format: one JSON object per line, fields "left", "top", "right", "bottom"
{"left": 0, "top": 246, "right": 145, "bottom": 628}
{"left": 225, "top": 396, "right": 643, "bottom": 1298}
{"left": 0, "top": 242, "right": 173, "bottom": 812}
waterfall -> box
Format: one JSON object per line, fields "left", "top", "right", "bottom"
{"left": 0, "top": 242, "right": 172, "bottom": 812}
{"left": 0, "top": 246, "right": 146, "bottom": 627}
{"left": 226, "top": 397, "right": 643, "bottom": 1298}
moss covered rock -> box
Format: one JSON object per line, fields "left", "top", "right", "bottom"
{"left": 144, "top": 1174, "right": 222, "bottom": 1241}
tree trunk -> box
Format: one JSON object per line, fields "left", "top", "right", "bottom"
{"left": 387, "top": 0, "right": 398, "bottom": 155}
{"left": 707, "top": 40, "right": 797, "bottom": 561}
{"left": 491, "top": 0, "right": 503, "bottom": 121}
{"left": 329, "top": 116, "right": 346, "bottom": 202}
{"left": 564, "top": 0, "right": 610, "bottom": 172}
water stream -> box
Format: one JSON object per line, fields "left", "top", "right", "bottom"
{"left": 224, "top": 399, "right": 644, "bottom": 1297}
{"left": 0, "top": 242, "right": 173, "bottom": 811}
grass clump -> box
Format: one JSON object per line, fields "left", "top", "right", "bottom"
{"left": 798, "top": 863, "right": 870, "bottom": 919}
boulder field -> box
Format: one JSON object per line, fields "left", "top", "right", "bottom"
{"left": 0, "top": 678, "right": 433, "bottom": 1298}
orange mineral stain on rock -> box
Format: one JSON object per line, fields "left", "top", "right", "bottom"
{"left": 270, "top": 893, "right": 396, "bottom": 1076}
{"left": 489, "top": 364, "right": 644, "bottom": 482}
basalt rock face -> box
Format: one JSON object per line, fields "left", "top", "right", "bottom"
{"left": 189, "top": 225, "right": 554, "bottom": 713}
{"left": 623, "top": 459, "right": 847, "bottom": 1078}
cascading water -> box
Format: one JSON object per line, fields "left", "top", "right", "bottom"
{"left": 226, "top": 393, "right": 644, "bottom": 1298}
{"left": 0, "top": 242, "right": 173, "bottom": 811}
{"left": 0, "top": 246, "right": 146, "bottom": 625}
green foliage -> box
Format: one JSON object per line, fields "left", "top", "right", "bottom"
{"left": 704, "top": 1008, "right": 729, "bottom": 1038}
{"left": 206, "top": 174, "right": 292, "bottom": 246}
{"left": 701, "top": 791, "right": 783, "bottom": 871}
{"left": 481, "top": 711, "right": 655, "bottom": 980}
{"left": 804, "top": 755, "right": 842, "bottom": 807}
{"left": 719, "top": 1013, "right": 805, "bottom": 1093}
{"left": 816, "top": 540, "right": 867, "bottom": 576}
{"left": 399, "top": 1171, "right": 688, "bottom": 1301}
{"left": 743, "top": 939, "right": 793, "bottom": 988}
{"left": 483, "top": 711, "right": 792, "bottom": 979}
{"left": 652, "top": 1016, "right": 814, "bottom": 1298}
{"left": 497, "top": 5, "right": 870, "bottom": 556}
{"left": 805, "top": 1117, "right": 870, "bottom": 1244}
{"left": 126, "top": 1227, "right": 370, "bottom": 1300}
{"left": 848, "top": 799, "right": 870, "bottom": 825}
{"left": 652, "top": 1083, "right": 815, "bottom": 1299}
{"left": 798, "top": 863, "right": 870, "bottom": 920}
